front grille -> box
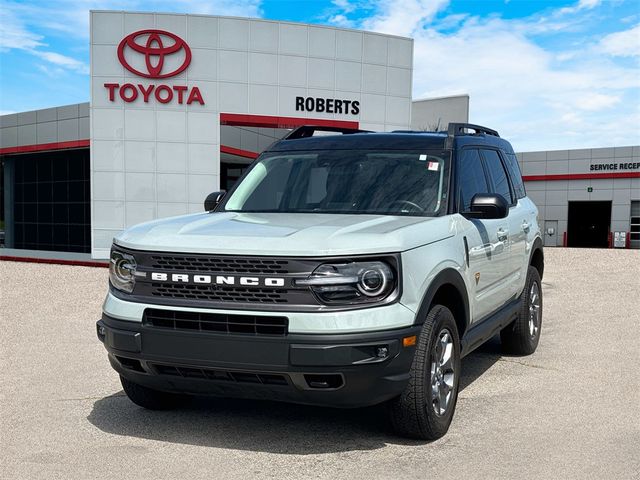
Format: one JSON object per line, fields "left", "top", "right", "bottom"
{"left": 150, "top": 255, "right": 289, "bottom": 274}
{"left": 150, "top": 363, "right": 289, "bottom": 386}
{"left": 144, "top": 308, "right": 289, "bottom": 335}
{"left": 150, "top": 283, "right": 289, "bottom": 304}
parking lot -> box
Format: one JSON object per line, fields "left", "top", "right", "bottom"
{"left": 1, "top": 248, "right": 639, "bottom": 479}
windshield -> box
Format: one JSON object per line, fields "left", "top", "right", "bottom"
{"left": 223, "top": 149, "right": 450, "bottom": 216}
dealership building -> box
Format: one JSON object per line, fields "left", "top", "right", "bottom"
{"left": 0, "top": 11, "right": 638, "bottom": 261}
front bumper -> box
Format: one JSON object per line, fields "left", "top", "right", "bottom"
{"left": 98, "top": 314, "right": 420, "bottom": 408}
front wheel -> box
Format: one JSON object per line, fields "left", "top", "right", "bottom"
{"left": 388, "top": 305, "right": 461, "bottom": 440}
{"left": 501, "top": 266, "right": 543, "bottom": 355}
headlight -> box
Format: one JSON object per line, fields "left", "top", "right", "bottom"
{"left": 109, "top": 249, "right": 137, "bottom": 293}
{"left": 296, "top": 261, "right": 396, "bottom": 304}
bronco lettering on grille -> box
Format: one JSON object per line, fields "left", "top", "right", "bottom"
{"left": 150, "top": 272, "right": 286, "bottom": 287}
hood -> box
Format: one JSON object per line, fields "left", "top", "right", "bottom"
{"left": 114, "top": 212, "right": 456, "bottom": 256}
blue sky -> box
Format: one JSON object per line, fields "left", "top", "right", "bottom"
{"left": 0, "top": 0, "right": 638, "bottom": 150}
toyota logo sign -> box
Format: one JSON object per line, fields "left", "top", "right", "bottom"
{"left": 106, "top": 29, "right": 204, "bottom": 105}
{"left": 117, "top": 29, "right": 191, "bottom": 79}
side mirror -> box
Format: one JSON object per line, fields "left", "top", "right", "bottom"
{"left": 465, "top": 193, "right": 508, "bottom": 219}
{"left": 204, "top": 191, "right": 226, "bottom": 212}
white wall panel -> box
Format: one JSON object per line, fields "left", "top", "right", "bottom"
{"left": 93, "top": 171, "right": 125, "bottom": 200}
{"left": 157, "top": 142, "right": 187, "bottom": 173}
{"left": 387, "top": 38, "right": 412, "bottom": 68}
{"left": 187, "top": 16, "right": 218, "bottom": 48}
{"left": 248, "top": 84, "right": 278, "bottom": 115}
{"left": 156, "top": 13, "right": 187, "bottom": 38}
{"left": 336, "top": 30, "right": 362, "bottom": 61}
{"left": 91, "top": 12, "right": 123, "bottom": 45}
{"left": 335, "top": 61, "right": 361, "bottom": 92}
{"left": 250, "top": 21, "right": 278, "bottom": 52}
{"left": 386, "top": 67, "right": 411, "bottom": 97}
{"left": 124, "top": 110, "right": 155, "bottom": 141}
{"left": 157, "top": 173, "right": 188, "bottom": 203}
{"left": 249, "top": 53, "right": 278, "bottom": 84}
{"left": 125, "top": 172, "right": 155, "bottom": 201}
{"left": 218, "top": 83, "right": 248, "bottom": 113}
{"left": 91, "top": 45, "right": 122, "bottom": 76}
{"left": 93, "top": 140, "right": 124, "bottom": 171}
{"left": 218, "top": 51, "right": 248, "bottom": 82}
{"left": 362, "top": 64, "right": 387, "bottom": 94}
{"left": 309, "top": 27, "right": 335, "bottom": 58}
{"left": 125, "top": 202, "right": 156, "bottom": 227}
{"left": 156, "top": 111, "right": 187, "bottom": 142}
{"left": 308, "top": 58, "right": 335, "bottom": 90}
{"left": 279, "top": 24, "right": 308, "bottom": 56}
{"left": 189, "top": 49, "right": 218, "bottom": 80}
{"left": 188, "top": 143, "right": 217, "bottom": 174}
{"left": 219, "top": 18, "right": 250, "bottom": 51}
{"left": 124, "top": 13, "right": 154, "bottom": 34}
{"left": 363, "top": 34, "right": 388, "bottom": 65}
{"left": 124, "top": 141, "right": 156, "bottom": 172}
{"left": 278, "top": 55, "right": 307, "bottom": 87}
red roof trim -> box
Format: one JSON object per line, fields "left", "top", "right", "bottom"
{"left": 0, "top": 139, "right": 90, "bottom": 155}
{"left": 220, "top": 113, "right": 359, "bottom": 130}
{"left": 220, "top": 145, "right": 259, "bottom": 159}
{"left": 523, "top": 172, "right": 640, "bottom": 182}
{"left": 0, "top": 255, "right": 108, "bottom": 268}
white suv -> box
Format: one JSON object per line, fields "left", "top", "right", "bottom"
{"left": 98, "top": 123, "right": 544, "bottom": 439}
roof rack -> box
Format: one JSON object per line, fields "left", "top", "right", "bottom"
{"left": 284, "top": 125, "right": 371, "bottom": 140}
{"left": 447, "top": 123, "right": 500, "bottom": 138}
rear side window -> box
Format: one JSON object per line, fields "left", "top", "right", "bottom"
{"left": 504, "top": 153, "right": 526, "bottom": 199}
{"left": 481, "top": 149, "right": 513, "bottom": 205}
{"left": 458, "top": 149, "right": 489, "bottom": 211}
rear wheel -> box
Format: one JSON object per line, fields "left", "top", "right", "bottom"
{"left": 501, "top": 266, "right": 542, "bottom": 355}
{"left": 120, "top": 376, "right": 188, "bottom": 410}
{"left": 388, "top": 305, "right": 461, "bottom": 440}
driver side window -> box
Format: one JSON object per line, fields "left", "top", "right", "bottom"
{"left": 458, "top": 149, "right": 489, "bottom": 211}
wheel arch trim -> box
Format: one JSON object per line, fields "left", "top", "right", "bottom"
{"left": 414, "top": 268, "right": 470, "bottom": 335}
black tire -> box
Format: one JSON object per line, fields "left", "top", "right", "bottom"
{"left": 501, "top": 266, "right": 542, "bottom": 355}
{"left": 388, "top": 305, "right": 461, "bottom": 440}
{"left": 120, "top": 376, "right": 188, "bottom": 410}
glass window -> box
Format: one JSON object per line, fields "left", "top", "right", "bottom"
{"left": 225, "top": 150, "right": 450, "bottom": 216}
{"left": 481, "top": 149, "right": 513, "bottom": 204}
{"left": 11, "top": 150, "right": 90, "bottom": 253}
{"left": 504, "top": 153, "right": 526, "bottom": 198}
{"left": 458, "top": 149, "right": 489, "bottom": 211}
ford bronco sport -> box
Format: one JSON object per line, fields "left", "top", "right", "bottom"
{"left": 98, "top": 123, "right": 544, "bottom": 439}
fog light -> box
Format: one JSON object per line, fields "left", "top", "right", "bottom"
{"left": 376, "top": 346, "right": 389, "bottom": 358}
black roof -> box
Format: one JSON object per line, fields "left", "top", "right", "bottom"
{"left": 266, "top": 128, "right": 515, "bottom": 155}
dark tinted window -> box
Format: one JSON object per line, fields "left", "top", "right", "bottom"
{"left": 458, "top": 149, "right": 489, "bottom": 211}
{"left": 504, "top": 153, "right": 526, "bottom": 198}
{"left": 481, "top": 149, "right": 513, "bottom": 204}
{"left": 226, "top": 150, "right": 450, "bottom": 216}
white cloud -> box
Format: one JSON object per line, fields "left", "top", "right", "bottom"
{"left": 360, "top": 0, "right": 450, "bottom": 37}
{"left": 558, "top": 0, "right": 602, "bottom": 15}
{"left": 0, "top": 3, "right": 44, "bottom": 51}
{"left": 32, "top": 50, "right": 89, "bottom": 74}
{"left": 597, "top": 23, "right": 640, "bottom": 57}
{"left": 329, "top": 14, "right": 355, "bottom": 28}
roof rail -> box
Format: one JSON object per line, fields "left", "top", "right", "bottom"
{"left": 447, "top": 123, "right": 500, "bottom": 138}
{"left": 284, "top": 125, "right": 371, "bottom": 140}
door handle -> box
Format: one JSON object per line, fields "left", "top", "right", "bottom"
{"left": 522, "top": 221, "right": 531, "bottom": 233}
{"left": 497, "top": 228, "right": 509, "bottom": 242}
